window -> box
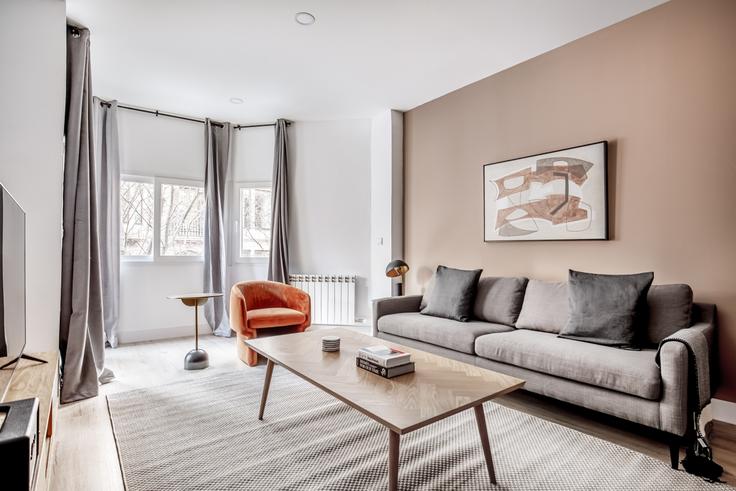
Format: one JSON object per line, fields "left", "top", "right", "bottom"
{"left": 120, "top": 178, "right": 154, "bottom": 257}
{"left": 120, "top": 176, "right": 205, "bottom": 260}
{"left": 237, "top": 183, "right": 272, "bottom": 259}
{"left": 159, "top": 182, "right": 205, "bottom": 257}
{"left": 119, "top": 177, "right": 272, "bottom": 262}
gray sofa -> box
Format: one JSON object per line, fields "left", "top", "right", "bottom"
{"left": 372, "top": 277, "right": 717, "bottom": 468}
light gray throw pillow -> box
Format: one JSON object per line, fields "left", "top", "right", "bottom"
{"left": 516, "top": 280, "right": 569, "bottom": 333}
{"left": 559, "top": 270, "right": 654, "bottom": 347}
{"left": 420, "top": 265, "right": 482, "bottom": 322}
{"left": 472, "top": 277, "right": 528, "bottom": 326}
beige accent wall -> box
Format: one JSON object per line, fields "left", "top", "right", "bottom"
{"left": 404, "top": 0, "right": 736, "bottom": 401}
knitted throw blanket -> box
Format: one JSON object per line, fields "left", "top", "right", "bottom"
{"left": 655, "top": 329, "right": 711, "bottom": 412}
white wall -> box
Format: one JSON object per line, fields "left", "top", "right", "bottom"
{"left": 370, "top": 110, "right": 404, "bottom": 301}
{"left": 117, "top": 114, "right": 378, "bottom": 339}
{"left": 0, "top": 0, "right": 66, "bottom": 352}
{"left": 116, "top": 111, "right": 277, "bottom": 342}
{"left": 289, "top": 120, "right": 372, "bottom": 321}
{"left": 117, "top": 110, "right": 207, "bottom": 342}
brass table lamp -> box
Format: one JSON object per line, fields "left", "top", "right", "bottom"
{"left": 385, "top": 260, "right": 409, "bottom": 296}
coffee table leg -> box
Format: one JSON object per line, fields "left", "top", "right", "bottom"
{"left": 388, "top": 430, "right": 400, "bottom": 491}
{"left": 474, "top": 404, "right": 497, "bottom": 485}
{"left": 258, "top": 358, "right": 274, "bottom": 420}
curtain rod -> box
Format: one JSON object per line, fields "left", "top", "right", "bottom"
{"left": 98, "top": 101, "right": 290, "bottom": 130}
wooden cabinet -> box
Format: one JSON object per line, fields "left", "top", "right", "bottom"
{"left": 1, "top": 352, "right": 60, "bottom": 490}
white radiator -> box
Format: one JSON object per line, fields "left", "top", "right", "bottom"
{"left": 289, "top": 274, "right": 356, "bottom": 325}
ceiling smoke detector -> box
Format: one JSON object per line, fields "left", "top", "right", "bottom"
{"left": 229, "top": 97, "right": 244, "bottom": 104}
{"left": 295, "top": 12, "right": 316, "bottom": 26}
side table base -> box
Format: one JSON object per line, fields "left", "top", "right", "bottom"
{"left": 184, "top": 349, "right": 209, "bottom": 370}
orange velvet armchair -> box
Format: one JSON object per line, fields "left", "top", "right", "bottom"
{"left": 230, "top": 280, "right": 311, "bottom": 366}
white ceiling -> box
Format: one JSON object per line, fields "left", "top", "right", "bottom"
{"left": 66, "top": 0, "right": 667, "bottom": 124}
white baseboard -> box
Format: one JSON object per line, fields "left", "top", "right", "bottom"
{"left": 117, "top": 323, "right": 370, "bottom": 344}
{"left": 117, "top": 325, "right": 208, "bottom": 344}
{"left": 712, "top": 398, "right": 736, "bottom": 426}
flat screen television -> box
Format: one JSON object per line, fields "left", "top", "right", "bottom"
{"left": 0, "top": 183, "right": 27, "bottom": 399}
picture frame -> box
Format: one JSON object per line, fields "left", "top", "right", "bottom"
{"left": 483, "top": 141, "right": 608, "bottom": 242}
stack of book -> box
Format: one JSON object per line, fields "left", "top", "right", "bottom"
{"left": 356, "top": 345, "right": 415, "bottom": 379}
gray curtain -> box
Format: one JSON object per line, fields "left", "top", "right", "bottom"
{"left": 93, "top": 97, "right": 120, "bottom": 348}
{"left": 0, "top": 194, "right": 5, "bottom": 357}
{"left": 268, "top": 119, "right": 290, "bottom": 283}
{"left": 60, "top": 25, "right": 114, "bottom": 404}
{"left": 203, "top": 119, "right": 232, "bottom": 336}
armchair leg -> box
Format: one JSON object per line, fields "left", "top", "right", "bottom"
{"left": 237, "top": 333, "right": 259, "bottom": 366}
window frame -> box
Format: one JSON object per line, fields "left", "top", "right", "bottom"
{"left": 120, "top": 174, "right": 206, "bottom": 263}
{"left": 232, "top": 180, "right": 272, "bottom": 264}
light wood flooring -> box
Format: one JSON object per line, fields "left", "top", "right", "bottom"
{"left": 50, "top": 329, "right": 735, "bottom": 490}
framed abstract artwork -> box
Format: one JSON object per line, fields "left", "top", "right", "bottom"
{"left": 483, "top": 141, "right": 608, "bottom": 242}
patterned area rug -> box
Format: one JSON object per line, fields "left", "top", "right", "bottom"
{"left": 107, "top": 369, "right": 732, "bottom": 490}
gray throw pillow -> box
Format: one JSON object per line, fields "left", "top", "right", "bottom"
{"left": 473, "top": 277, "right": 528, "bottom": 326}
{"left": 559, "top": 270, "right": 654, "bottom": 347}
{"left": 420, "top": 265, "right": 482, "bottom": 322}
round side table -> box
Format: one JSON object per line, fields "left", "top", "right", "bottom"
{"left": 167, "top": 292, "right": 224, "bottom": 370}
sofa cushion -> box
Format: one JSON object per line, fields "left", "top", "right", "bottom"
{"left": 472, "top": 276, "right": 528, "bottom": 326}
{"left": 474, "top": 330, "right": 661, "bottom": 400}
{"left": 646, "top": 284, "right": 693, "bottom": 345}
{"left": 378, "top": 312, "right": 513, "bottom": 354}
{"left": 247, "top": 307, "right": 306, "bottom": 330}
{"left": 420, "top": 265, "right": 482, "bottom": 322}
{"left": 515, "top": 280, "right": 569, "bottom": 333}
{"left": 559, "top": 270, "right": 654, "bottom": 347}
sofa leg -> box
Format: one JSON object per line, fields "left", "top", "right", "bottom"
{"left": 669, "top": 440, "right": 680, "bottom": 469}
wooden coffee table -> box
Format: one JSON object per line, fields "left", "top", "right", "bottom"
{"left": 246, "top": 327, "right": 525, "bottom": 490}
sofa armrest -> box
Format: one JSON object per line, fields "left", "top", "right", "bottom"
{"left": 682, "top": 321, "right": 715, "bottom": 355}
{"left": 371, "top": 295, "right": 423, "bottom": 337}
{"left": 691, "top": 303, "right": 716, "bottom": 362}
{"left": 657, "top": 319, "right": 716, "bottom": 436}
{"left": 682, "top": 302, "right": 717, "bottom": 392}
{"left": 692, "top": 302, "right": 716, "bottom": 326}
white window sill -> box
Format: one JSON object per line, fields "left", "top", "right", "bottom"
{"left": 121, "top": 256, "right": 205, "bottom": 264}
{"left": 234, "top": 256, "right": 269, "bottom": 265}
{"left": 121, "top": 256, "right": 154, "bottom": 263}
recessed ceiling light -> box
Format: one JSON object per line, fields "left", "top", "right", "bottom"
{"left": 229, "top": 97, "right": 244, "bottom": 104}
{"left": 295, "top": 12, "right": 316, "bottom": 26}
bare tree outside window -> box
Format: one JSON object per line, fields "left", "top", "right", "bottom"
{"left": 160, "top": 183, "right": 205, "bottom": 256}
{"left": 120, "top": 180, "right": 154, "bottom": 256}
{"left": 240, "top": 186, "right": 271, "bottom": 258}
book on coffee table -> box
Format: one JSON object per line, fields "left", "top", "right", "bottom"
{"left": 357, "top": 346, "right": 411, "bottom": 368}
{"left": 356, "top": 357, "right": 415, "bottom": 378}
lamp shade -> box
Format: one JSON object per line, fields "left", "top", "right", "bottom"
{"left": 385, "top": 259, "right": 409, "bottom": 278}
